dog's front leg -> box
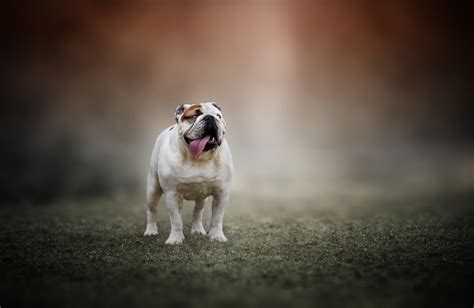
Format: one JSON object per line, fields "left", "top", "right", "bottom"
{"left": 164, "top": 191, "right": 185, "bottom": 244}
{"left": 209, "top": 188, "right": 230, "bottom": 242}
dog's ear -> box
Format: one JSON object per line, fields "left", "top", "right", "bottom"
{"left": 211, "top": 102, "right": 221, "bottom": 111}
{"left": 175, "top": 104, "right": 188, "bottom": 122}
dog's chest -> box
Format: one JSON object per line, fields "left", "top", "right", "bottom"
{"left": 176, "top": 181, "right": 217, "bottom": 200}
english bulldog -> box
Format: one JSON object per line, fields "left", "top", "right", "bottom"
{"left": 144, "top": 102, "right": 233, "bottom": 244}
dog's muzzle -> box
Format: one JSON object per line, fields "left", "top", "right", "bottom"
{"left": 184, "top": 115, "right": 222, "bottom": 158}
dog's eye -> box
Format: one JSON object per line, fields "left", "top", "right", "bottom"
{"left": 217, "top": 114, "right": 222, "bottom": 119}
{"left": 185, "top": 113, "right": 201, "bottom": 120}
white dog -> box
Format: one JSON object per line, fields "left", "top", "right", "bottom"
{"left": 144, "top": 102, "right": 233, "bottom": 244}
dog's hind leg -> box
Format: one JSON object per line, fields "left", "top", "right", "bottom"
{"left": 191, "top": 198, "right": 207, "bottom": 235}
{"left": 144, "top": 171, "right": 162, "bottom": 236}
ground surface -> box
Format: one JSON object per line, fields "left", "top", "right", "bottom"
{"left": 1, "top": 190, "right": 473, "bottom": 307}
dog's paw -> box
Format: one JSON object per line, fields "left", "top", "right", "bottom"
{"left": 144, "top": 224, "right": 158, "bottom": 236}
{"left": 191, "top": 224, "right": 207, "bottom": 236}
{"left": 209, "top": 228, "right": 228, "bottom": 242}
{"left": 165, "top": 232, "right": 184, "bottom": 245}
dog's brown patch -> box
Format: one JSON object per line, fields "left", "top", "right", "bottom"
{"left": 181, "top": 104, "right": 202, "bottom": 122}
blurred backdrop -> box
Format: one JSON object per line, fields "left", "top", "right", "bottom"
{"left": 2, "top": 1, "right": 473, "bottom": 204}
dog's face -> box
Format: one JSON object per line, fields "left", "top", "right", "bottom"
{"left": 175, "top": 102, "right": 226, "bottom": 158}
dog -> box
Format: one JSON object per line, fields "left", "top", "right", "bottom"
{"left": 144, "top": 102, "right": 233, "bottom": 244}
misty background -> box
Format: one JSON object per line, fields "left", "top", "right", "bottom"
{"left": 2, "top": 1, "right": 473, "bottom": 204}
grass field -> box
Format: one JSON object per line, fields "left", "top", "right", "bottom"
{"left": 1, "top": 189, "right": 473, "bottom": 307}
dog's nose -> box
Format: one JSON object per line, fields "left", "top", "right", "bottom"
{"left": 202, "top": 115, "right": 214, "bottom": 122}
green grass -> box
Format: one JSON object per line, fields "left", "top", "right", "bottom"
{"left": 1, "top": 191, "right": 473, "bottom": 307}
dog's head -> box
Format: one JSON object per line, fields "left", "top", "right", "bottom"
{"left": 174, "top": 102, "right": 226, "bottom": 159}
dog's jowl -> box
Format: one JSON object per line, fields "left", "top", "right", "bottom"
{"left": 144, "top": 102, "right": 233, "bottom": 244}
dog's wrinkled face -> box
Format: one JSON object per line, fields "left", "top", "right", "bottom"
{"left": 175, "top": 102, "right": 226, "bottom": 158}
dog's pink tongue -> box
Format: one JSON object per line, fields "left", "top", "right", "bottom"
{"left": 189, "top": 135, "right": 211, "bottom": 158}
